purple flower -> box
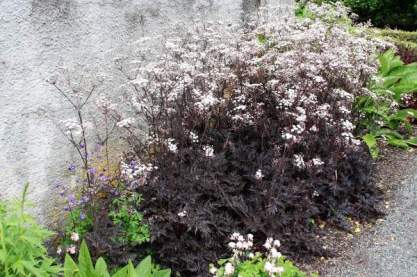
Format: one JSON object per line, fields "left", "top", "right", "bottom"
{"left": 79, "top": 195, "right": 90, "bottom": 205}
{"left": 88, "top": 167, "right": 96, "bottom": 174}
{"left": 80, "top": 212, "right": 86, "bottom": 220}
{"left": 59, "top": 189, "right": 66, "bottom": 197}
{"left": 87, "top": 167, "right": 97, "bottom": 178}
{"left": 110, "top": 188, "right": 120, "bottom": 196}
{"left": 68, "top": 164, "right": 76, "bottom": 173}
{"left": 54, "top": 180, "right": 64, "bottom": 188}
{"left": 67, "top": 194, "right": 77, "bottom": 208}
{"left": 99, "top": 174, "right": 109, "bottom": 183}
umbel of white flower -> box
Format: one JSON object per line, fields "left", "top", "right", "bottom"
{"left": 213, "top": 233, "right": 285, "bottom": 276}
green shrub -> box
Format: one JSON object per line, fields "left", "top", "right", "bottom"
{"left": 355, "top": 50, "right": 417, "bottom": 157}
{"left": 64, "top": 240, "right": 171, "bottom": 277}
{"left": 326, "top": 0, "right": 417, "bottom": 30}
{"left": 370, "top": 28, "right": 417, "bottom": 64}
{"left": 0, "top": 183, "right": 62, "bottom": 276}
{"left": 377, "top": 29, "right": 417, "bottom": 42}
{"left": 295, "top": 0, "right": 352, "bottom": 25}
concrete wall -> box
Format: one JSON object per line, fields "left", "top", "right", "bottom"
{"left": 0, "top": 0, "right": 294, "bottom": 221}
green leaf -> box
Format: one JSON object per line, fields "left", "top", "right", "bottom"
{"left": 78, "top": 240, "right": 95, "bottom": 276}
{"left": 387, "top": 137, "right": 410, "bottom": 149}
{"left": 112, "top": 265, "right": 128, "bottom": 277}
{"left": 392, "top": 83, "right": 417, "bottom": 100}
{"left": 363, "top": 133, "right": 379, "bottom": 159}
{"left": 257, "top": 34, "right": 267, "bottom": 45}
{"left": 378, "top": 49, "right": 404, "bottom": 77}
{"left": 389, "top": 63, "right": 417, "bottom": 77}
{"left": 21, "top": 260, "right": 43, "bottom": 277}
{"left": 406, "top": 137, "right": 417, "bottom": 147}
{"left": 382, "top": 75, "right": 401, "bottom": 88}
{"left": 135, "top": 256, "right": 152, "bottom": 277}
{"left": 374, "top": 128, "right": 404, "bottom": 139}
{"left": 64, "top": 254, "right": 79, "bottom": 277}
{"left": 389, "top": 109, "right": 417, "bottom": 122}
{"left": 127, "top": 261, "right": 136, "bottom": 277}
{"left": 95, "top": 258, "right": 110, "bottom": 277}
{"left": 154, "top": 269, "right": 172, "bottom": 277}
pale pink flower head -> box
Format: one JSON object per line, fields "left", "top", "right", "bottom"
{"left": 71, "top": 232, "right": 80, "bottom": 242}
{"left": 224, "top": 263, "right": 235, "bottom": 276}
{"left": 67, "top": 245, "right": 77, "bottom": 255}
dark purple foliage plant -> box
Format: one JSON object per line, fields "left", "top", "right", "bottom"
{"left": 111, "top": 3, "right": 392, "bottom": 276}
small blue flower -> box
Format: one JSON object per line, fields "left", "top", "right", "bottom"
{"left": 54, "top": 180, "right": 63, "bottom": 188}
{"left": 98, "top": 173, "right": 109, "bottom": 182}
{"left": 59, "top": 189, "right": 66, "bottom": 197}
{"left": 88, "top": 167, "right": 96, "bottom": 174}
{"left": 78, "top": 195, "right": 90, "bottom": 205}
{"left": 68, "top": 164, "right": 76, "bottom": 173}
{"left": 67, "top": 194, "right": 77, "bottom": 207}
{"left": 80, "top": 212, "right": 86, "bottom": 220}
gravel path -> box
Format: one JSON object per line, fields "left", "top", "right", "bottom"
{"left": 322, "top": 151, "right": 417, "bottom": 277}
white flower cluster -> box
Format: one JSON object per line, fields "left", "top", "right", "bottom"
{"left": 177, "top": 210, "right": 187, "bottom": 218}
{"left": 60, "top": 119, "right": 93, "bottom": 137}
{"left": 255, "top": 169, "right": 264, "bottom": 181}
{"left": 142, "top": 5, "right": 377, "bottom": 116}
{"left": 120, "top": 160, "right": 157, "bottom": 183}
{"left": 116, "top": 117, "right": 135, "bottom": 128}
{"left": 210, "top": 233, "right": 254, "bottom": 276}
{"left": 211, "top": 234, "right": 285, "bottom": 277}
{"left": 224, "top": 263, "right": 234, "bottom": 276}
{"left": 189, "top": 131, "right": 199, "bottom": 143}
{"left": 263, "top": 237, "right": 284, "bottom": 276}
{"left": 203, "top": 145, "right": 215, "bottom": 158}
{"left": 293, "top": 154, "right": 306, "bottom": 169}
{"left": 96, "top": 94, "right": 117, "bottom": 114}
{"left": 195, "top": 93, "right": 221, "bottom": 112}
{"left": 119, "top": 1, "right": 392, "bottom": 179}
{"left": 57, "top": 232, "right": 80, "bottom": 256}
{"left": 61, "top": 119, "right": 82, "bottom": 136}
{"left": 228, "top": 232, "right": 254, "bottom": 258}
{"left": 312, "top": 157, "right": 324, "bottom": 167}
{"left": 167, "top": 138, "right": 178, "bottom": 153}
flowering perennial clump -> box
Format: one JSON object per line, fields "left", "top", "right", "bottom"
{"left": 209, "top": 233, "right": 311, "bottom": 277}
{"left": 112, "top": 2, "right": 387, "bottom": 276}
